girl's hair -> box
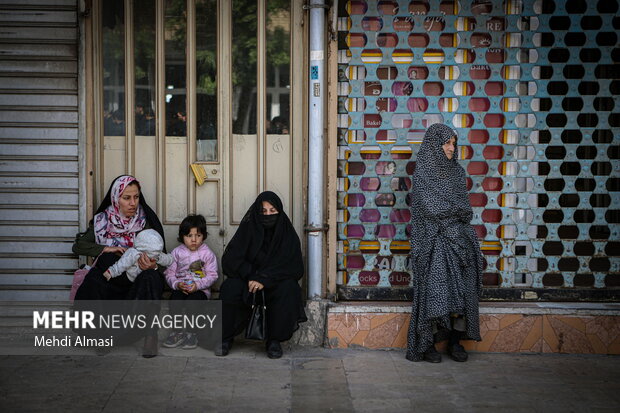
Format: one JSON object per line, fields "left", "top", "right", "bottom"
{"left": 178, "top": 214, "right": 208, "bottom": 243}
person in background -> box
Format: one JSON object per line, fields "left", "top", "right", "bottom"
{"left": 267, "top": 116, "right": 289, "bottom": 134}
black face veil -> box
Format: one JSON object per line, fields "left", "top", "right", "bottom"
{"left": 222, "top": 191, "right": 304, "bottom": 282}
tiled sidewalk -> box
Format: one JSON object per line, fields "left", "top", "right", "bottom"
{"left": 1, "top": 344, "right": 619, "bottom": 412}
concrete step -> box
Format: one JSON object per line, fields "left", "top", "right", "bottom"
{"left": 326, "top": 301, "right": 620, "bottom": 355}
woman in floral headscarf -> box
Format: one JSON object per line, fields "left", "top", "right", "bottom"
{"left": 406, "top": 123, "right": 484, "bottom": 363}
{"left": 73, "top": 175, "right": 166, "bottom": 356}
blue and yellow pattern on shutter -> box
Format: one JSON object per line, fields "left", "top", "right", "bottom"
{"left": 336, "top": 0, "right": 619, "bottom": 298}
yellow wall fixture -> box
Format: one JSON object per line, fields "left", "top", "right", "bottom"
{"left": 190, "top": 163, "right": 207, "bottom": 186}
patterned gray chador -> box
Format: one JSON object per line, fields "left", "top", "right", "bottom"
{"left": 406, "top": 123, "right": 484, "bottom": 362}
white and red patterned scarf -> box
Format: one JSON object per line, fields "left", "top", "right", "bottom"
{"left": 93, "top": 175, "right": 146, "bottom": 247}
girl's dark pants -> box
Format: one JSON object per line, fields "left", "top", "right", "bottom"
{"left": 169, "top": 290, "right": 208, "bottom": 334}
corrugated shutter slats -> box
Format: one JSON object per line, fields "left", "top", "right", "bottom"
{"left": 0, "top": 0, "right": 78, "bottom": 300}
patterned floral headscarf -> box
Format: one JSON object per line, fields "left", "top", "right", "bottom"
{"left": 93, "top": 175, "right": 146, "bottom": 247}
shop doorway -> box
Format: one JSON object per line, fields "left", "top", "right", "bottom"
{"left": 94, "top": 0, "right": 305, "bottom": 259}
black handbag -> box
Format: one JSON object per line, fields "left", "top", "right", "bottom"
{"left": 245, "top": 290, "right": 267, "bottom": 341}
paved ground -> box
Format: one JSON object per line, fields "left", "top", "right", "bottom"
{"left": 1, "top": 340, "right": 619, "bottom": 412}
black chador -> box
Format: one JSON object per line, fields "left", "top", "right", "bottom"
{"left": 220, "top": 191, "right": 307, "bottom": 342}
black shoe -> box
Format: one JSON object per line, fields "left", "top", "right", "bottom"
{"left": 214, "top": 339, "right": 233, "bottom": 356}
{"left": 448, "top": 343, "right": 468, "bottom": 362}
{"left": 142, "top": 335, "right": 158, "bottom": 358}
{"left": 266, "top": 340, "right": 283, "bottom": 359}
{"left": 423, "top": 346, "right": 441, "bottom": 363}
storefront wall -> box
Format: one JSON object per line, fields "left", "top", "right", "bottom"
{"left": 335, "top": 0, "right": 619, "bottom": 301}
{"left": 0, "top": 0, "right": 81, "bottom": 300}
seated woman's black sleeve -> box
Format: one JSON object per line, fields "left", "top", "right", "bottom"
{"left": 248, "top": 273, "right": 276, "bottom": 289}
{"left": 222, "top": 250, "right": 253, "bottom": 280}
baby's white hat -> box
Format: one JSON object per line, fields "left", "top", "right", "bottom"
{"left": 134, "top": 229, "right": 164, "bottom": 252}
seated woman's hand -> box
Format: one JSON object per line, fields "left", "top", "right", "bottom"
{"left": 138, "top": 252, "right": 157, "bottom": 270}
{"left": 103, "top": 246, "right": 126, "bottom": 255}
{"left": 248, "top": 280, "right": 264, "bottom": 293}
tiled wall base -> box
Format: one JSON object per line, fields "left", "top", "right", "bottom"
{"left": 327, "top": 303, "right": 620, "bottom": 355}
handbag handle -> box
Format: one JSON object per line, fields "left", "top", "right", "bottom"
{"left": 250, "top": 290, "right": 266, "bottom": 309}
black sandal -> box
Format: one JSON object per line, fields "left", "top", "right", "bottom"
{"left": 214, "top": 339, "right": 234, "bottom": 357}
{"left": 423, "top": 345, "right": 442, "bottom": 363}
{"left": 448, "top": 343, "right": 468, "bottom": 362}
{"left": 266, "top": 340, "right": 283, "bottom": 359}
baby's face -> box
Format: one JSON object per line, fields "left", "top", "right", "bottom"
{"left": 146, "top": 252, "right": 159, "bottom": 260}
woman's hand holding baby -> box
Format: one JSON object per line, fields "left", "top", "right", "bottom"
{"left": 138, "top": 252, "right": 157, "bottom": 270}
{"left": 103, "top": 246, "right": 126, "bottom": 255}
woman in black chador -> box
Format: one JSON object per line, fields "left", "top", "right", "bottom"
{"left": 217, "top": 191, "right": 306, "bottom": 358}
{"left": 406, "top": 123, "right": 484, "bottom": 363}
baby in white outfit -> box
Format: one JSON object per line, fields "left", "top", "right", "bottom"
{"left": 103, "top": 229, "right": 173, "bottom": 282}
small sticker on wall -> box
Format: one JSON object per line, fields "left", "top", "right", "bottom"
{"left": 310, "top": 50, "right": 324, "bottom": 61}
{"left": 313, "top": 83, "right": 320, "bottom": 97}
{"left": 311, "top": 65, "right": 319, "bottom": 80}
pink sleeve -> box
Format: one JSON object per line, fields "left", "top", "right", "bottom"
{"left": 196, "top": 248, "right": 219, "bottom": 291}
{"left": 164, "top": 248, "right": 180, "bottom": 290}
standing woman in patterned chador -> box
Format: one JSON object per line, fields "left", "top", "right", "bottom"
{"left": 406, "top": 123, "right": 484, "bottom": 363}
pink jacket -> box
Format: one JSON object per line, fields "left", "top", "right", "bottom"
{"left": 164, "top": 243, "right": 219, "bottom": 298}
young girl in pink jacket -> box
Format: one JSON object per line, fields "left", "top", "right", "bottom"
{"left": 163, "top": 214, "right": 218, "bottom": 349}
